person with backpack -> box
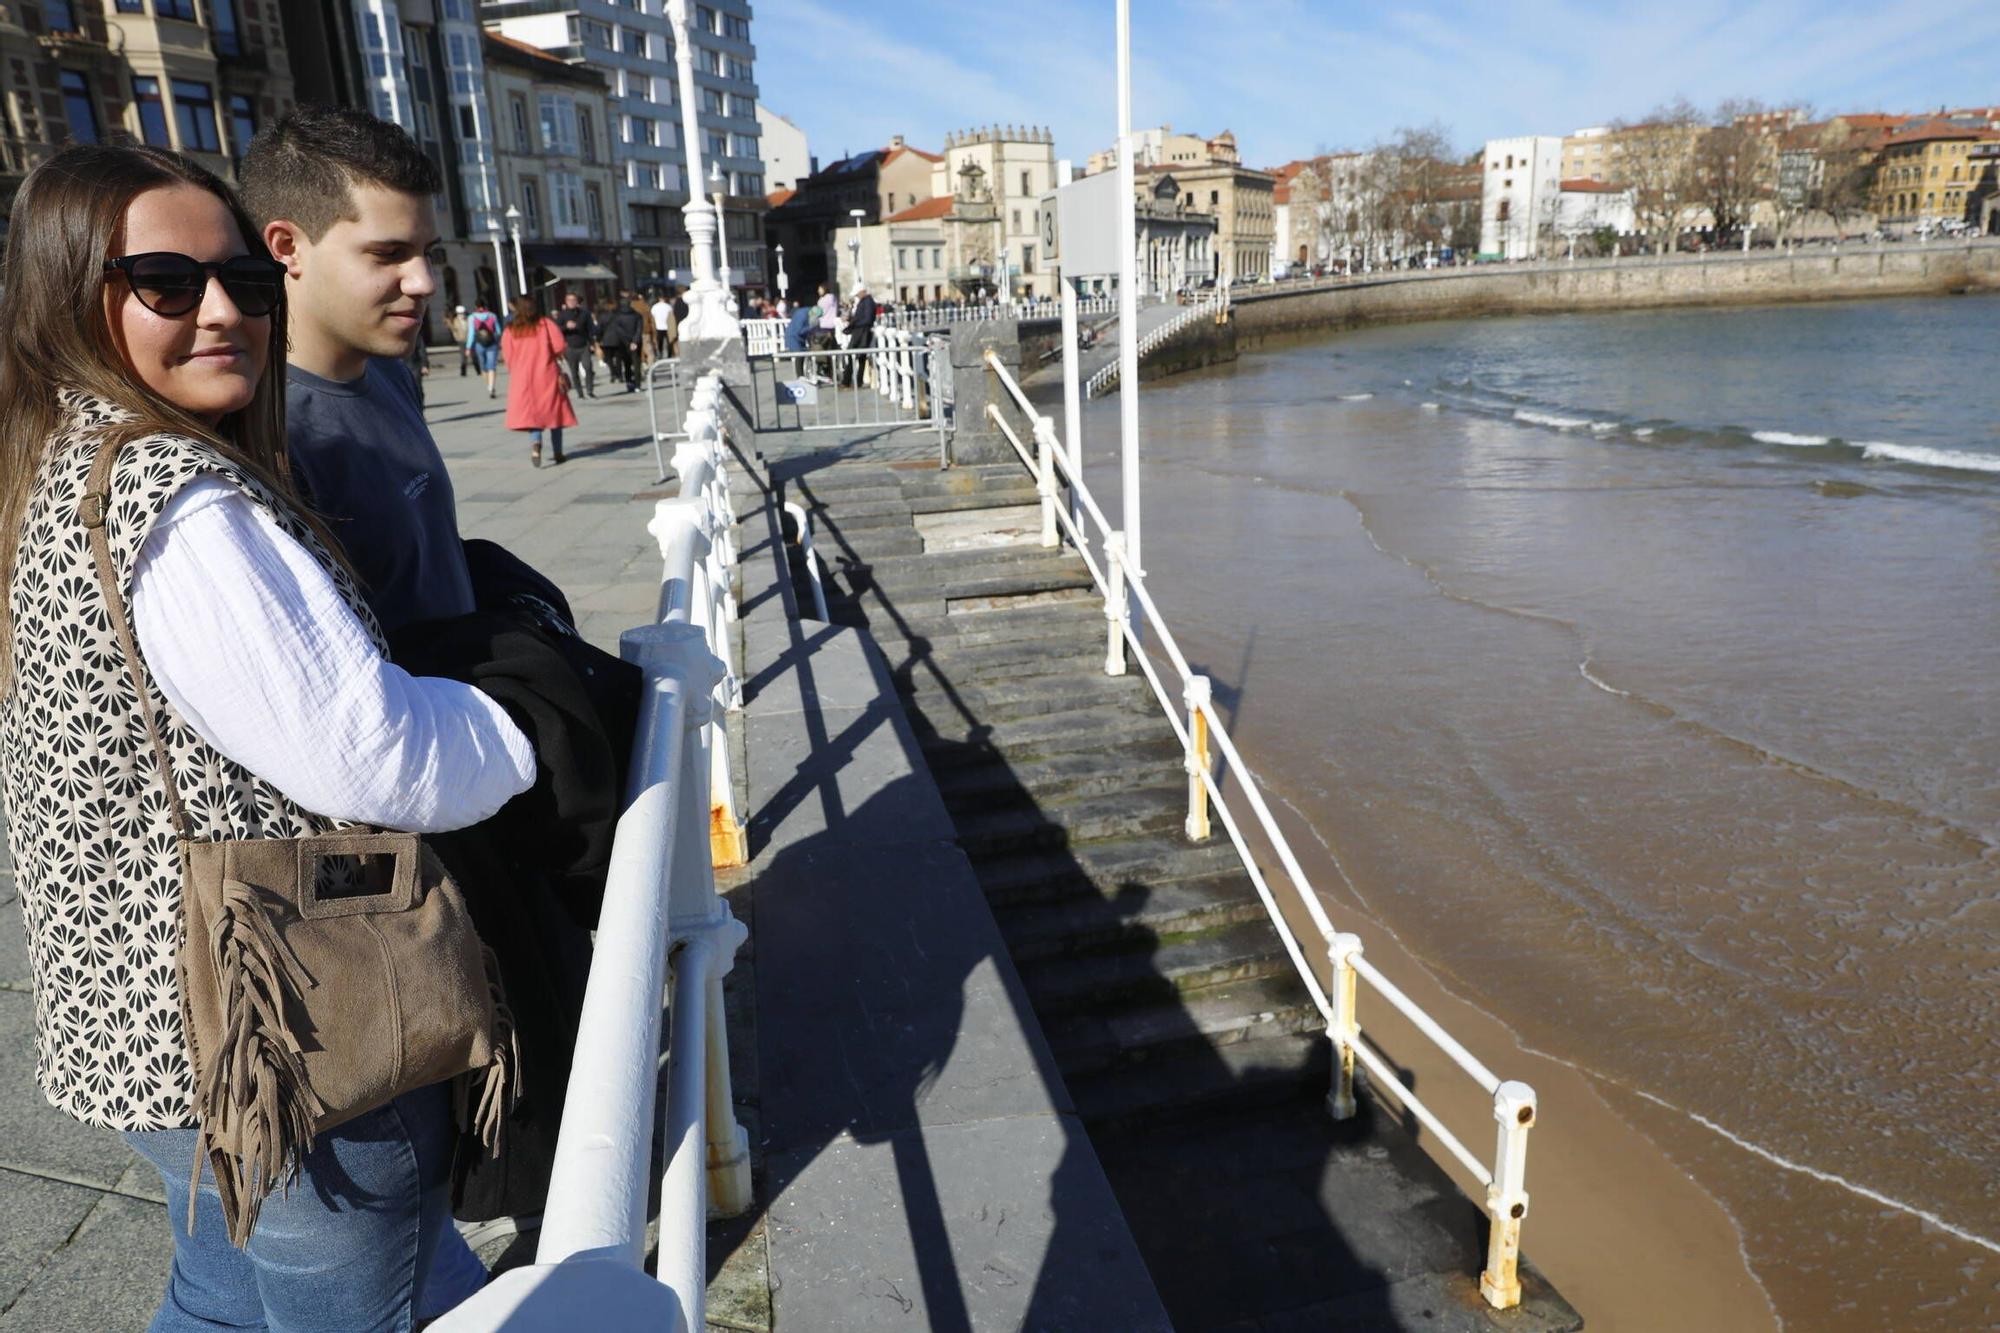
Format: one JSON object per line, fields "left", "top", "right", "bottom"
{"left": 466, "top": 298, "right": 501, "bottom": 398}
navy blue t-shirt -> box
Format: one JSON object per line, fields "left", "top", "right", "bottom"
{"left": 286, "top": 359, "right": 476, "bottom": 633}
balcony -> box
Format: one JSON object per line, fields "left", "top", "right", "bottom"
{"left": 36, "top": 8, "right": 113, "bottom": 53}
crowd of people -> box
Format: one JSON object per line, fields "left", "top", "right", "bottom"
{"left": 0, "top": 105, "right": 658, "bottom": 1329}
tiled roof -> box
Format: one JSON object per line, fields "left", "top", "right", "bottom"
{"left": 1884, "top": 118, "right": 2000, "bottom": 147}
{"left": 767, "top": 187, "right": 796, "bottom": 207}
{"left": 1559, "top": 178, "right": 1624, "bottom": 193}
{"left": 886, "top": 196, "right": 954, "bottom": 222}
{"left": 883, "top": 145, "right": 944, "bottom": 165}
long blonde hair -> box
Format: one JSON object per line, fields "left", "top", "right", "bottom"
{"left": 0, "top": 145, "right": 317, "bottom": 679}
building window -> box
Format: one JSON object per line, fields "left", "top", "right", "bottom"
{"left": 697, "top": 3, "right": 716, "bottom": 31}
{"left": 627, "top": 115, "right": 654, "bottom": 146}
{"left": 132, "top": 76, "right": 171, "bottom": 147}
{"left": 511, "top": 95, "right": 531, "bottom": 153}
{"left": 586, "top": 183, "right": 605, "bottom": 235}
{"left": 707, "top": 131, "right": 726, "bottom": 161}
{"left": 724, "top": 13, "right": 748, "bottom": 38}
{"left": 730, "top": 93, "right": 753, "bottom": 118}
{"left": 171, "top": 80, "right": 220, "bottom": 152}
{"left": 44, "top": 0, "right": 75, "bottom": 29}
{"left": 549, "top": 170, "right": 584, "bottom": 231}
{"left": 114, "top": 0, "right": 142, "bottom": 12}
{"left": 578, "top": 107, "right": 596, "bottom": 163}
{"left": 581, "top": 18, "right": 611, "bottom": 47}
{"left": 1020, "top": 170, "right": 1029, "bottom": 196}
{"left": 932, "top": 246, "right": 941, "bottom": 268}
{"left": 156, "top": 0, "right": 196, "bottom": 19}
{"left": 208, "top": 0, "right": 240, "bottom": 53}
{"left": 520, "top": 178, "right": 541, "bottom": 236}
{"left": 621, "top": 26, "right": 644, "bottom": 56}
{"left": 1010, "top": 208, "right": 1020, "bottom": 231}
{"left": 700, "top": 45, "right": 721, "bottom": 75}
{"left": 701, "top": 88, "right": 724, "bottom": 115}
{"left": 726, "top": 57, "right": 751, "bottom": 81}
{"left": 227, "top": 92, "right": 254, "bottom": 157}
{"left": 730, "top": 132, "right": 754, "bottom": 158}
{"left": 538, "top": 93, "right": 577, "bottom": 155}
{"left": 59, "top": 70, "right": 98, "bottom": 143}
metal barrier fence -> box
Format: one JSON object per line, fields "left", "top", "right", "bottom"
{"left": 1085, "top": 289, "right": 1229, "bottom": 398}
{"left": 743, "top": 318, "right": 786, "bottom": 356}
{"left": 437, "top": 372, "right": 751, "bottom": 1332}
{"left": 744, "top": 327, "right": 951, "bottom": 464}
{"left": 643, "top": 356, "right": 689, "bottom": 483}
{"left": 983, "top": 351, "right": 1539, "bottom": 1312}
{"left": 878, "top": 294, "right": 1123, "bottom": 328}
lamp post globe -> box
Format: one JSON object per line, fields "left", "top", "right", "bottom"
{"left": 504, "top": 205, "right": 526, "bottom": 292}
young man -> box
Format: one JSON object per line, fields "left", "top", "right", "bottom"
{"left": 553, "top": 291, "right": 597, "bottom": 398}
{"left": 242, "top": 106, "right": 476, "bottom": 639}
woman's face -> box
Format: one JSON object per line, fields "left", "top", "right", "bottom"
{"left": 104, "top": 185, "right": 268, "bottom": 424}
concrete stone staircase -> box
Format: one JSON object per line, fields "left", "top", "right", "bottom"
{"left": 767, "top": 452, "right": 1580, "bottom": 1330}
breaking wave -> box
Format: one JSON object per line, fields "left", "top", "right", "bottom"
{"left": 1856, "top": 441, "right": 2000, "bottom": 475}
{"left": 1752, "top": 430, "right": 1833, "bottom": 447}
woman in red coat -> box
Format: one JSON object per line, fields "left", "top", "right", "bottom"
{"left": 502, "top": 295, "right": 578, "bottom": 466}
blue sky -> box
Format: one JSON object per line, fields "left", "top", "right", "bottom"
{"left": 753, "top": 0, "right": 2000, "bottom": 169}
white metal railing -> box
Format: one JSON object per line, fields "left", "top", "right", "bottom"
{"left": 879, "top": 294, "right": 1123, "bottom": 328}
{"left": 781, "top": 500, "right": 830, "bottom": 621}
{"left": 742, "top": 317, "right": 786, "bottom": 357}
{"left": 752, "top": 337, "right": 949, "bottom": 464}
{"left": 983, "top": 350, "right": 1540, "bottom": 1311}
{"left": 437, "top": 373, "right": 752, "bottom": 1333}
{"left": 1085, "top": 288, "right": 1229, "bottom": 399}
{"left": 643, "top": 356, "right": 690, "bottom": 483}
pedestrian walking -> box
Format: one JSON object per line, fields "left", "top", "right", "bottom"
{"left": 466, "top": 298, "right": 501, "bottom": 397}
{"left": 598, "top": 297, "right": 644, "bottom": 393}
{"left": 503, "top": 294, "right": 576, "bottom": 466}
{"left": 627, "top": 289, "right": 657, "bottom": 370}
{"left": 0, "top": 141, "right": 536, "bottom": 1332}
{"left": 649, "top": 286, "right": 676, "bottom": 360}
{"left": 553, "top": 291, "right": 596, "bottom": 398}
{"left": 449, "top": 305, "right": 470, "bottom": 376}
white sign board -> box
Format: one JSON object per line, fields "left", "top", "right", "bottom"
{"left": 1053, "top": 170, "right": 1126, "bottom": 278}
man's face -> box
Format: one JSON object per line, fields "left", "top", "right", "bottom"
{"left": 563, "top": 293, "right": 581, "bottom": 310}
{"left": 272, "top": 183, "right": 439, "bottom": 360}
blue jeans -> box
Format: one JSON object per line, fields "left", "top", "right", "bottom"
{"left": 123, "top": 1084, "right": 487, "bottom": 1332}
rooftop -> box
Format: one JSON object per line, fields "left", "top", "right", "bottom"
{"left": 885, "top": 196, "right": 954, "bottom": 222}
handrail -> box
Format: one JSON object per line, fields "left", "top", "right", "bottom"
{"left": 982, "top": 347, "right": 1539, "bottom": 1311}
{"left": 435, "top": 372, "right": 753, "bottom": 1333}
{"left": 1085, "top": 289, "right": 1228, "bottom": 398}
{"left": 781, "top": 500, "right": 830, "bottom": 620}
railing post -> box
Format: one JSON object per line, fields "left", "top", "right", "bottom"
{"left": 1034, "top": 415, "right": 1059, "bottom": 548}
{"left": 1480, "top": 1081, "right": 1536, "bottom": 1310}
{"left": 1182, "top": 673, "right": 1211, "bottom": 840}
{"left": 1326, "top": 932, "right": 1363, "bottom": 1120}
{"left": 1103, "top": 530, "right": 1128, "bottom": 677}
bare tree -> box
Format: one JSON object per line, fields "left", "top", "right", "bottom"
{"left": 1611, "top": 98, "right": 1704, "bottom": 254}
{"left": 1809, "top": 128, "right": 1880, "bottom": 241}
{"left": 1692, "top": 98, "right": 1781, "bottom": 243}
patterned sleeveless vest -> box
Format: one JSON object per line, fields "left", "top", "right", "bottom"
{"left": 0, "top": 392, "right": 385, "bottom": 1131}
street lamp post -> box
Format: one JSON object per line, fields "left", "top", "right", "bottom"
{"left": 505, "top": 205, "right": 526, "bottom": 292}
{"left": 665, "top": 0, "right": 737, "bottom": 340}
{"left": 846, "top": 207, "right": 864, "bottom": 292}
{"left": 775, "top": 243, "right": 788, "bottom": 306}
{"left": 710, "top": 161, "right": 733, "bottom": 303}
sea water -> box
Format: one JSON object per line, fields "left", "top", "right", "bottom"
{"left": 1076, "top": 293, "right": 2000, "bottom": 1330}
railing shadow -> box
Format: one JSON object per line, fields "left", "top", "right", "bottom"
{"left": 752, "top": 451, "right": 1417, "bottom": 1328}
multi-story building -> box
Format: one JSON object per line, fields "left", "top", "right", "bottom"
{"left": 1084, "top": 123, "right": 1221, "bottom": 176}
{"left": 764, "top": 136, "right": 937, "bottom": 296}
{"left": 486, "top": 0, "right": 764, "bottom": 292}
{"left": 0, "top": 0, "right": 293, "bottom": 235}
{"left": 1562, "top": 126, "right": 1611, "bottom": 182}
{"left": 1138, "top": 155, "right": 1272, "bottom": 283}
{"left": 937, "top": 124, "right": 1057, "bottom": 297}
{"left": 754, "top": 102, "right": 805, "bottom": 190}
{"left": 483, "top": 31, "right": 620, "bottom": 301}
{"left": 1480, "top": 135, "right": 1563, "bottom": 259}
{"left": 1872, "top": 118, "right": 2000, "bottom": 232}
{"left": 1971, "top": 141, "right": 2000, "bottom": 235}
{"left": 1133, "top": 170, "right": 1215, "bottom": 295}
{"left": 1552, "top": 178, "right": 1635, "bottom": 250}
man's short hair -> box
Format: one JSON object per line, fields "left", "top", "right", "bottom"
{"left": 240, "top": 105, "right": 441, "bottom": 240}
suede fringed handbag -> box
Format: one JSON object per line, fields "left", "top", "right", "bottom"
{"left": 80, "top": 437, "right": 519, "bottom": 1246}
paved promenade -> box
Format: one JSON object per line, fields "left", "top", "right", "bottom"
{"left": 0, "top": 361, "right": 682, "bottom": 1331}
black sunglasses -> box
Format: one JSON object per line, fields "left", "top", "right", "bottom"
{"left": 103, "top": 252, "right": 286, "bottom": 319}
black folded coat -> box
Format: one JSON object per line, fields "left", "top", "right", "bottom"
{"left": 389, "top": 607, "right": 639, "bottom": 1223}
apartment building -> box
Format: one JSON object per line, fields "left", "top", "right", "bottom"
{"left": 1873, "top": 118, "right": 2000, "bottom": 232}
{"left": 936, "top": 124, "right": 1058, "bottom": 297}
{"left": 483, "top": 31, "right": 619, "bottom": 300}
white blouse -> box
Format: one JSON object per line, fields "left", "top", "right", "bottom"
{"left": 129, "top": 477, "right": 537, "bottom": 831}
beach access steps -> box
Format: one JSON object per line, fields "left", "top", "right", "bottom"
{"left": 772, "top": 455, "right": 1582, "bottom": 1330}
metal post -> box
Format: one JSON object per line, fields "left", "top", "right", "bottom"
{"left": 1183, "top": 673, "right": 1211, "bottom": 841}
{"left": 1103, "top": 530, "right": 1128, "bottom": 677}
{"left": 1059, "top": 274, "right": 1084, "bottom": 540}
{"left": 1115, "top": 0, "right": 1141, "bottom": 573}
{"left": 1326, "top": 932, "right": 1362, "bottom": 1121}
{"left": 1479, "top": 1081, "right": 1537, "bottom": 1310}
{"left": 1035, "top": 415, "right": 1059, "bottom": 548}
{"left": 666, "top": 0, "right": 738, "bottom": 340}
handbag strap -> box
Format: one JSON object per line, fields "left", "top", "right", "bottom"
{"left": 78, "top": 434, "right": 192, "bottom": 840}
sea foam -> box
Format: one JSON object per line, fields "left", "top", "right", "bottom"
{"left": 1514, "top": 409, "right": 1594, "bottom": 430}
{"left": 1753, "top": 430, "right": 1833, "bottom": 447}
{"left": 1857, "top": 441, "right": 2000, "bottom": 474}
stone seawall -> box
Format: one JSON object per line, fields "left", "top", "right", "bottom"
{"left": 1230, "top": 242, "right": 2000, "bottom": 348}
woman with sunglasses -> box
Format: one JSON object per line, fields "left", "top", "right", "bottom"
{"left": 0, "top": 145, "right": 536, "bottom": 1330}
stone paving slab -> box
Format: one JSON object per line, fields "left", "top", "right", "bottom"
{"left": 764, "top": 1117, "right": 1169, "bottom": 1332}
